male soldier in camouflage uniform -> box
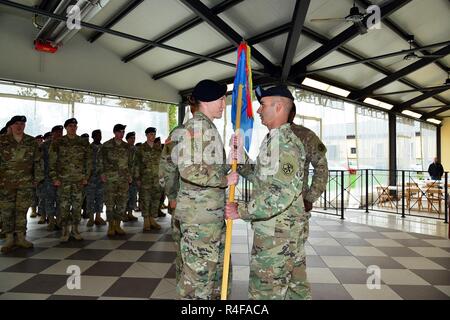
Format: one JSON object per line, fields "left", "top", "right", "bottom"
{"left": 288, "top": 103, "right": 328, "bottom": 213}
{"left": 226, "top": 85, "right": 310, "bottom": 300}
{"left": 159, "top": 103, "right": 198, "bottom": 284}
{"left": 49, "top": 118, "right": 91, "bottom": 242}
{"left": 175, "top": 80, "right": 238, "bottom": 300}
{"left": 34, "top": 135, "right": 47, "bottom": 224}
{"left": 98, "top": 124, "right": 132, "bottom": 237}
{"left": 134, "top": 127, "right": 162, "bottom": 231}
{"left": 0, "top": 116, "right": 43, "bottom": 253}
{"left": 125, "top": 132, "right": 138, "bottom": 222}
{"left": 86, "top": 130, "right": 106, "bottom": 227}
{"left": 0, "top": 120, "right": 12, "bottom": 240}
{"left": 42, "top": 126, "right": 63, "bottom": 231}
{"left": 154, "top": 137, "right": 166, "bottom": 218}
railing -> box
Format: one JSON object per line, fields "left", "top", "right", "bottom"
{"left": 235, "top": 169, "right": 449, "bottom": 223}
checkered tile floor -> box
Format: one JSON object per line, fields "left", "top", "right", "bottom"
{"left": 0, "top": 212, "right": 449, "bottom": 300}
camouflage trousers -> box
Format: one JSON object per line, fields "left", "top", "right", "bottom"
{"left": 85, "top": 177, "right": 104, "bottom": 217}
{"left": 40, "top": 180, "right": 58, "bottom": 218}
{"left": 171, "top": 216, "right": 182, "bottom": 283}
{"left": 249, "top": 216, "right": 311, "bottom": 300}
{"left": 0, "top": 188, "right": 34, "bottom": 233}
{"left": 104, "top": 181, "right": 129, "bottom": 221}
{"left": 177, "top": 222, "right": 231, "bottom": 300}
{"left": 57, "top": 182, "right": 84, "bottom": 226}
{"left": 139, "top": 183, "right": 161, "bottom": 218}
{"left": 127, "top": 181, "right": 138, "bottom": 211}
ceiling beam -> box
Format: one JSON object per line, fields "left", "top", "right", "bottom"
{"left": 280, "top": 0, "right": 310, "bottom": 82}
{"left": 88, "top": 0, "right": 145, "bottom": 43}
{"left": 421, "top": 106, "right": 450, "bottom": 119}
{"left": 369, "top": 85, "right": 450, "bottom": 97}
{"left": 179, "top": 0, "right": 279, "bottom": 75}
{"left": 121, "top": 0, "right": 244, "bottom": 63}
{"left": 392, "top": 87, "right": 450, "bottom": 112}
{"left": 153, "top": 23, "right": 291, "bottom": 80}
{"left": 289, "top": 0, "right": 412, "bottom": 78}
{"left": 357, "top": 0, "right": 449, "bottom": 74}
{"left": 349, "top": 45, "right": 450, "bottom": 101}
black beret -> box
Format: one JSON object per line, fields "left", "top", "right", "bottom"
{"left": 35, "top": 135, "right": 43, "bottom": 139}
{"left": 43, "top": 132, "right": 52, "bottom": 139}
{"left": 145, "top": 127, "right": 156, "bottom": 134}
{"left": 51, "top": 125, "right": 63, "bottom": 132}
{"left": 91, "top": 129, "right": 101, "bottom": 137}
{"left": 126, "top": 132, "right": 136, "bottom": 140}
{"left": 192, "top": 79, "right": 227, "bottom": 102}
{"left": 10, "top": 115, "right": 27, "bottom": 124}
{"left": 113, "top": 124, "right": 126, "bottom": 133}
{"left": 135, "top": 142, "right": 142, "bottom": 147}
{"left": 255, "top": 85, "right": 294, "bottom": 103}
{"left": 64, "top": 118, "right": 78, "bottom": 128}
{"left": 81, "top": 133, "right": 89, "bottom": 138}
{"left": 154, "top": 137, "right": 161, "bottom": 143}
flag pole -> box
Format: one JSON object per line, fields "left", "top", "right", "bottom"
{"left": 221, "top": 83, "right": 243, "bottom": 300}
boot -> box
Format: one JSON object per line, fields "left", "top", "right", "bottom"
{"left": 71, "top": 224, "right": 83, "bottom": 241}
{"left": 114, "top": 219, "right": 126, "bottom": 235}
{"left": 1, "top": 233, "right": 15, "bottom": 254}
{"left": 16, "top": 232, "right": 33, "bottom": 249}
{"left": 47, "top": 216, "right": 56, "bottom": 231}
{"left": 143, "top": 216, "right": 151, "bottom": 232}
{"left": 127, "top": 210, "right": 138, "bottom": 222}
{"left": 149, "top": 217, "right": 161, "bottom": 230}
{"left": 158, "top": 210, "right": 166, "bottom": 218}
{"left": 38, "top": 213, "right": 47, "bottom": 224}
{"left": 60, "top": 225, "right": 70, "bottom": 242}
{"left": 86, "top": 217, "right": 94, "bottom": 227}
{"left": 94, "top": 213, "right": 106, "bottom": 226}
{"left": 30, "top": 206, "right": 37, "bottom": 218}
{"left": 107, "top": 220, "right": 116, "bottom": 237}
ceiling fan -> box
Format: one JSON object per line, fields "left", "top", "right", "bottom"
{"left": 401, "top": 35, "right": 445, "bottom": 61}
{"left": 310, "top": 1, "right": 369, "bottom": 34}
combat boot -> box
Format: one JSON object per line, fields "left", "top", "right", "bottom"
{"left": 30, "top": 206, "right": 37, "bottom": 218}
{"left": 60, "top": 225, "right": 70, "bottom": 242}
{"left": 107, "top": 220, "right": 116, "bottom": 237}
{"left": 38, "top": 213, "right": 47, "bottom": 224}
{"left": 87, "top": 218, "right": 94, "bottom": 227}
{"left": 158, "top": 210, "right": 166, "bottom": 218}
{"left": 71, "top": 224, "right": 83, "bottom": 241}
{"left": 1, "top": 233, "right": 15, "bottom": 254}
{"left": 149, "top": 217, "right": 161, "bottom": 230}
{"left": 114, "top": 219, "right": 126, "bottom": 235}
{"left": 127, "top": 210, "right": 138, "bottom": 222}
{"left": 95, "top": 213, "right": 106, "bottom": 225}
{"left": 47, "top": 216, "right": 56, "bottom": 231}
{"left": 16, "top": 232, "right": 33, "bottom": 249}
{"left": 143, "top": 216, "right": 151, "bottom": 231}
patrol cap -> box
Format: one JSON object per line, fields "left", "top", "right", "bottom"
{"left": 64, "top": 118, "right": 78, "bottom": 128}
{"left": 10, "top": 115, "right": 27, "bottom": 124}
{"left": 91, "top": 129, "right": 101, "bottom": 138}
{"left": 43, "top": 132, "right": 52, "bottom": 140}
{"left": 126, "top": 132, "right": 136, "bottom": 140}
{"left": 81, "top": 133, "right": 89, "bottom": 138}
{"left": 255, "top": 85, "right": 294, "bottom": 103}
{"left": 51, "top": 125, "right": 63, "bottom": 132}
{"left": 35, "top": 134, "right": 43, "bottom": 139}
{"left": 113, "top": 124, "right": 126, "bottom": 133}
{"left": 145, "top": 127, "right": 156, "bottom": 134}
{"left": 192, "top": 79, "right": 227, "bottom": 102}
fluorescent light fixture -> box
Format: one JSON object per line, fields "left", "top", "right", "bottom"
{"left": 426, "top": 118, "right": 441, "bottom": 125}
{"left": 302, "top": 78, "right": 349, "bottom": 97}
{"left": 227, "top": 83, "right": 234, "bottom": 92}
{"left": 363, "top": 98, "right": 393, "bottom": 110}
{"left": 402, "top": 110, "right": 422, "bottom": 118}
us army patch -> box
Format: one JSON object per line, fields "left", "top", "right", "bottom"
{"left": 274, "top": 154, "right": 298, "bottom": 183}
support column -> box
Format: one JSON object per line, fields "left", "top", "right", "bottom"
{"left": 178, "top": 103, "right": 186, "bottom": 126}
{"left": 437, "top": 125, "right": 441, "bottom": 161}
{"left": 388, "top": 113, "right": 397, "bottom": 187}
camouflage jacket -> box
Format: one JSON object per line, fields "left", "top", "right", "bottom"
{"left": 290, "top": 123, "right": 328, "bottom": 203}
{"left": 0, "top": 133, "right": 43, "bottom": 189}
{"left": 175, "top": 111, "right": 230, "bottom": 224}
{"left": 238, "top": 123, "right": 306, "bottom": 222}
{"left": 159, "top": 125, "right": 184, "bottom": 201}
{"left": 134, "top": 142, "right": 161, "bottom": 185}
{"left": 98, "top": 138, "right": 132, "bottom": 183}
{"left": 49, "top": 135, "right": 92, "bottom": 183}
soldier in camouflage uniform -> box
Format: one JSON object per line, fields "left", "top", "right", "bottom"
{"left": 159, "top": 104, "right": 198, "bottom": 284}
{"left": 0, "top": 116, "right": 43, "bottom": 253}
{"left": 49, "top": 118, "right": 91, "bottom": 242}
{"left": 0, "top": 120, "right": 12, "bottom": 240}
{"left": 125, "top": 132, "right": 138, "bottom": 222}
{"left": 34, "top": 135, "right": 47, "bottom": 224}
{"left": 42, "top": 126, "right": 63, "bottom": 231}
{"left": 86, "top": 130, "right": 106, "bottom": 227}
{"left": 288, "top": 103, "right": 328, "bottom": 213}
{"left": 98, "top": 124, "right": 133, "bottom": 237}
{"left": 226, "top": 85, "right": 310, "bottom": 300}
{"left": 175, "top": 80, "right": 238, "bottom": 300}
{"left": 134, "top": 127, "right": 162, "bottom": 231}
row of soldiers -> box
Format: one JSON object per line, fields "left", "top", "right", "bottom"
{"left": 0, "top": 116, "right": 166, "bottom": 253}
{"left": 158, "top": 80, "right": 328, "bottom": 300}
